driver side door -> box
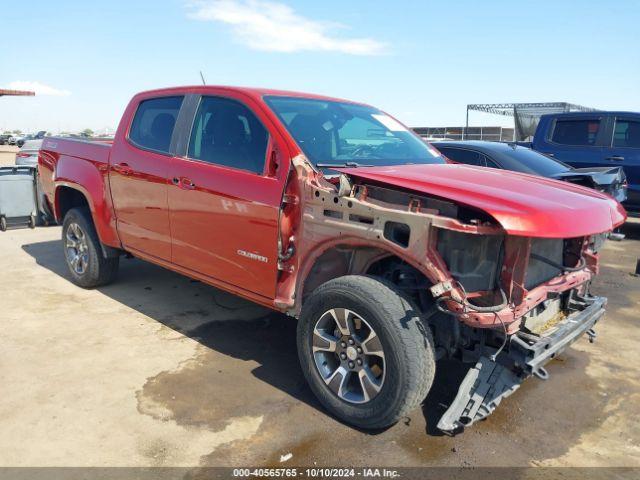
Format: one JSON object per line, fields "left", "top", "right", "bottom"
{"left": 168, "top": 94, "right": 288, "bottom": 299}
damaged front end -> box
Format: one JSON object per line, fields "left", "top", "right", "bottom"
{"left": 430, "top": 228, "right": 607, "bottom": 434}
{"left": 436, "top": 294, "right": 605, "bottom": 434}
{"left": 276, "top": 155, "right": 619, "bottom": 435}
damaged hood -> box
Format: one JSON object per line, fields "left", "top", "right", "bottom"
{"left": 337, "top": 164, "right": 627, "bottom": 238}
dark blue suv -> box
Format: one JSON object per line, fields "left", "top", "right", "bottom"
{"left": 529, "top": 112, "right": 639, "bottom": 214}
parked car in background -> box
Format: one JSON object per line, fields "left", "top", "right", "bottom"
{"left": 39, "top": 86, "right": 625, "bottom": 434}
{"left": 15, "top": 139, "right": 43, "bottom": 166}
{"left": 0, "top": 134, "right": 13, "bottom": 145}
{"left": 523, "top": 112, "right": 640, "bottom": 214}
{"left": 17, "top": 134, "right": 36, "bottom": 147}
{"left": 433, "top": 141, "right": 628, "bottom": 204}
{"left": 8, "top": 134, "right": 23, "bottom": 146}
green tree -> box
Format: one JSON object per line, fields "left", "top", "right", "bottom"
{"left": 80, "top": 128, "right": 94, "bottom": 137}
{"left": 12, "top": 129, "right": 22, "bottom": 135}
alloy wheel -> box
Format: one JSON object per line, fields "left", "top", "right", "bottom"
{"left": 65, "top": 222, "right": 89, "bottom": 275}
{"left": 312, "top": 308, "right": 386, "bottom": 404}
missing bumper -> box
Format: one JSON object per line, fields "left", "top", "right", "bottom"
{"left": 437, "top": 296, "right": 605, "bottom": 434}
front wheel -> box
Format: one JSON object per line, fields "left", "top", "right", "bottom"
{"left": 62, "top": 207, "right": 119, "bottom": 288}
{"left": 297, "top": 275, "right": 435, "bottom": 429}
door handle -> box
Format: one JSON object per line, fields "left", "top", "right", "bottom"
{"left": 113, "top": 162, "right": 133, "bottom": 175}
{"left": 606, "top": 156, "right": 625, "bottom": 161}
{"left": 172, "top": 177, "right": 196, "bottom": 190}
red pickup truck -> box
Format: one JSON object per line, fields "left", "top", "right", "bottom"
{"left": 39, "top": 86, "right": 626, "bottom": 433}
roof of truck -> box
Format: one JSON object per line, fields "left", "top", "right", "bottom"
{"left": 134, "top": 85, "right": 365, "bottom": 105}
{"left": 540, "top": 111, "right": 640, "bottom": 117}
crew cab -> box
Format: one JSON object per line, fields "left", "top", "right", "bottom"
{"left": 526, "top": 111, "right": 640, "bottom": 214}
{"left": 39, "top": 86, "right": 626, "bottom": 433}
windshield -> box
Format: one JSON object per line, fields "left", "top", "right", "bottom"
{"left": 264, "top": 96, "right": 446, "bottom": 168}
{"left": 496, "top": 146, "right": 571, "bottom": 176}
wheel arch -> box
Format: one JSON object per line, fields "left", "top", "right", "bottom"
{"left": 55, "top": 184, "right": 92, "bottom": 221}
{"left": 295, "top": 238, "right": 437, "bottom": 312}
{"left": 55, "top": 183, "right": 122, "bottom": 258}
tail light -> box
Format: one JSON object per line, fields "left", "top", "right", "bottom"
{"left": 16, "top": 152, "right": 31, "bottom": 158}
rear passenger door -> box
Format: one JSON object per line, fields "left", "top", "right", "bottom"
{"left": 540, "top": 116, "right": 606, "bottom": 169}
{"left": 607, "top": 115, "right": 640, "bottom": 208}
{"left": 167, "top": 94, "right": 287, "bottom": 299}
{"left": 109, "top": 95, "right": 183, "bottom": 261}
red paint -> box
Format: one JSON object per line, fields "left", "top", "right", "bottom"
{"left": 38, "top": 86, "right": 627, "bottom": 329}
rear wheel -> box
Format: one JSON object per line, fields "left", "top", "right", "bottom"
{"left": 297, "top": 275, "right": 435, "bottom": 429}
{"left": 0, "top": 216, "right": 6, "bottom": 232}
{"left": 62, "top": 208, "right": 119, "bottom": 288}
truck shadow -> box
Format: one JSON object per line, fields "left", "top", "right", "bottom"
{"left": 23, "top": 239, "right": 466, "bottom": 436}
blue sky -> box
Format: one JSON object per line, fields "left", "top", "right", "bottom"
{"left": 1, "top": 0, "right": 639, "bottom": 133}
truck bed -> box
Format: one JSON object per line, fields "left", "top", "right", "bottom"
{"left": 41, "top": 136, "right": 113, "bottom": 165}
{"left": 38, "top": 136, "right": 117, "bottom": 246}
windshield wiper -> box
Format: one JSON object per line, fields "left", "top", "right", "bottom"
{"left": 316, "top": 161, "right": 374, "bottom": 168}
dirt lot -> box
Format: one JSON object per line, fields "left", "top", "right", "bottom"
{"left": 0, "top": 147, "right": 638, "bottom": 468}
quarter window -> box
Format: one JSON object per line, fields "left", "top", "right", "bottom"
{"left": 613, "top": 119, "right": 640, "bottom": 148}
{"left": 551, "top": 119, "right": 600, "bottom": 146}
{"left": 188, "top": 97, "right": 269, "bottom": 174}
{"left": 129, "top": 96, "right": 183, "bottom": 154}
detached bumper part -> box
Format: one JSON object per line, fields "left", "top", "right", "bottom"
{"left": 437, "top": 356, "right": 522, "bottom": 434}
{"left": 437, "top": 296, "right": 606, "bottom": 434}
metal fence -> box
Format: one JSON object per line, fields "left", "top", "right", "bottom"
{"left": 412, "top": 126, "right": 515, "bottom": 142}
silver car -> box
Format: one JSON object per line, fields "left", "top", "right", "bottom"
{"left": 15, "top": 139, "right": 42, "bottom": 166}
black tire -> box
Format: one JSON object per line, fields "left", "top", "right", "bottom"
{"left": 62, "top": 207, "right": 119, "bottom": 288}
{"left": 297, "top": 275, "right": 435, "bottom": 429}
{"left": 28, "top": 215, "right": 36, "bottom": 229}
{"left": 0, "top": 216, "right": 6, "bottom": 232}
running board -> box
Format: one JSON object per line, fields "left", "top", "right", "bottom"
{"left": 437, "top": 356, "right": 523, "bottom": 435}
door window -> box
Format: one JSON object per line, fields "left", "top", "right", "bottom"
{"left": 188, "top": 97, "right": 269, "bottom": 174}
{"left": 128, "top": 96, "right": 183, "bottom": 154}
{"left": 551, "top": 119, "right": 600, "bottom": 146}
{"left": 483, "top": 156, "right": 500, "bottom": 168}
{"left": 438, "top": 147, "right": 485, "bottom": 166}
{"left": 613, "top": 119, "right": 640, "bottom": 148}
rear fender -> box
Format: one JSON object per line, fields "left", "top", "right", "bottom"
{"left": 54, "top": 154, "right": 120, "bottom": 248}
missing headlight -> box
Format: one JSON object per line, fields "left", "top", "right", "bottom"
{"left": 436, "top": 230, "right": 504, "bottom": 292}
{"left": 525, "top": 238, "right": 564, "bottom": 289}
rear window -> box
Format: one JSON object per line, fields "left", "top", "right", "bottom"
{"left": 129, "top": 96, "right": 183, "bottom": 154}
{"left": 613, "top": 119, "right": 640, "bottom": 148}
{"left": 551, "top": 119, "right": 600, "bottom": 146}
